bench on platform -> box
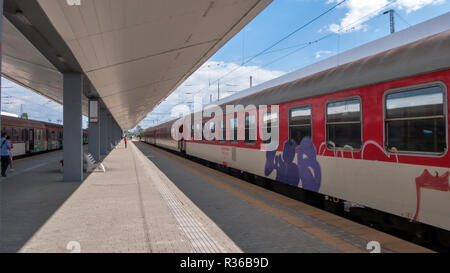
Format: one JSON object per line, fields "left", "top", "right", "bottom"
{"left": 59, "top": 154, "right": 106, "bottom": 173}
{"left": 84, "top": 153, "right": 105, "bottom": 173}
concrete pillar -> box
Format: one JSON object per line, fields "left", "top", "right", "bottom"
{"left": 114, "top": 122, "right": 119, "bottom": 145}
{"left": 88, "top": 99, "right": 100, "bottom": 161}
{"left": 63, "top": 73, "right": 83, "bottom": 182}
{"left": 107, "top": 113, "right": 112, "bottom": 150}
{"left": 117, "top": 125, "right": 121, "bottom": 144}
{"left": 117, "top": 123, "right": 121, "bottom": 144}
{"left": 100, "top": 107, "right": 108, "bottom": 155}
{"left": 112, "top": 121, "right": 117, "bottom": 145}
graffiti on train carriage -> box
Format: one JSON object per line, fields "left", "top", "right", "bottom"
{"left": 265, "top": 137, "right": 322, "bottom": 192}
{"left": 413, "top": 170, "right": 450, "bottom": 221}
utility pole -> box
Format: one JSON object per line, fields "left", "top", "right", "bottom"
{"left": 250, "top": 76, "right": 253, "bottom": 88}
{"left": 383, "top": 9, "right": 395, "bottom": 34}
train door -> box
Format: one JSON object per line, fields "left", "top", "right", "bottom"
{"left": 24, "top": 128, "right": 29, "bottom": 153}
{"left": 28, "top": 129, "right": 35, "bottom": 152}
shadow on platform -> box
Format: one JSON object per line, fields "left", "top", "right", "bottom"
{"left": 0, "top": 149, "right": 113, "bottom": 253}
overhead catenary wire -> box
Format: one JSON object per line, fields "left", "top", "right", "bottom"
{"left": 258, "top": 1, "right": 395, "bottom": 71}
{"left": 219, "top": 0, "right": 398, "bottom": 87}
{"left": 150, "top": 0, "right": 408, "bottom": 126}
{"left": 148, "top": 1, "right": 391, "bottom": 126}
{"left": 188, "top": 0, "right": 348, "bottom": 97}
{"left": 394, "top": 10, "right": 412, "bottom": 28}
{"left": 213, "top": 0, "right": 402, "bottom": 90}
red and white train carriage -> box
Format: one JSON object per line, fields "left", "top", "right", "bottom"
{"left": 142, "top": 15, "right": 450, "bottom": 240}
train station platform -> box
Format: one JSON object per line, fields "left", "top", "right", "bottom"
{"left": 1, "top": 141, "right": 433, "bottom": 253}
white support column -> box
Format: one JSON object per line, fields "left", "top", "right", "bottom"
{"left": 63, "top": 73, "right": 83, "bottom": 182}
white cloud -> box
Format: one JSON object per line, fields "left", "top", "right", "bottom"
{"left": 1, "top": 78, "right": 89, "bottom": 128}
{"left": 327, "top": 0, "right": 445, "bottom": 33}
{"left": 315, "top": 50, "right": 337, "bottom": 59}
{"left": 395, "top": 0, "right": 445, "bottom": 13}
{"left": 137, "top": 61, "right": 285, "bottom": 129}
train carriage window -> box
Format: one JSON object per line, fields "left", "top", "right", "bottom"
{"left": 5, "top": 128, "right": 12, "bottom": 139}
{"left": 326, "top": 98, "right": 362, "bottom": 149}
{"left": 245, "top": 114, "right": 256, "bottom": 144}
{"left": 219, "top": 119, "right": 226, "bottom": 142}
{"left": 262, "top": 111, "right": 278, "bottom": 144}
{"left": 208, "top": 121, "right": 215, "bottom": 142}
{"left": 229, "top": 116, "right": 238, "bottom": 143}
{"left": 191, "top": 124, "right": 194, "bottom": 140}
{"left": 22, "top": 129, "right": 27, "bottom": 142}
{"left": 202, "top": 122, "right": 206, "bottom": 141}
{"left": 12, "top": 128, "right": 19, "bottom": 142}
{"left": 385, "top": 85, "right": 447, "bottom": 154}
{"left": 195, "top": 123, "right": 200, "bottom": 140}
{"left": 289, "top": 106, "right": 312, "bottom": 144}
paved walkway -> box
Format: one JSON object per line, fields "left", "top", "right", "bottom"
{"left": 134, "top": 142, "right": 433, "bottom": 253}
{"left": 0, "top": 149, "right": 83, "bottom": 253}
{"left": 18, "top": 141, "right": 240, "bottom": 253}
{"left": 2, "top": 141, "right": 432, "bottom": 253}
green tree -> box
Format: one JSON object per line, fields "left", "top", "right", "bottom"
{"left": 21, "top": 113, "right": 28, "bottom": 119}
{"left": 134, "top": 125, "right": 143, "bottom": 138}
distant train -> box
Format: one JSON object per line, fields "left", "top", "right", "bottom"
{"left": 1, "top": 115, "right": 88, "bottom": 158}
{"left": 142, "top": 28, "right": 450, "bottom": 244}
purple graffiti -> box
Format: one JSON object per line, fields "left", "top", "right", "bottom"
{"left": 265, "top": 140, "right": 299, "bottom": 186}
{"left": 297, "top": 137, "right": 322, "bottom": 192}
{"left": 265, "top": 137, "right": 322, "bottom": 192}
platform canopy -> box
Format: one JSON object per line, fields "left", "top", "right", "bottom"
{"left": 1, "top": 0, "right": 272, "bottom": 130}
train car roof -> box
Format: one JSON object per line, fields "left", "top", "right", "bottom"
{"left": 2, "top": 115, "right": 55, "bottom": 129}
{"left": 41, "top": 121, "right": 63, "bottom": 129}
{"left": 145, "top": 12, "right": 450, "bottom": 132}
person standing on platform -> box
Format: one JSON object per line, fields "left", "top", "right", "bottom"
{"left": 7, "top": 136, "right": 14, "bottom": 172}
{"left": 1, "top": 133, "right": 12, "bottom": 177}
{"left": 124, "top": 136, "right": 128, "bottom": 149}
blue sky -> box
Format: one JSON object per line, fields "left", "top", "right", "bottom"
{"left": 2, "top": 0, "right": 449, "bottom": 130}
{"left": 212, "top": 0, "right": 450, "bottom": 73}
{"left": 1, "top": 78, "right": 89, "bottom": 128}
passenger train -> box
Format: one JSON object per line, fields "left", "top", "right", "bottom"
{"left": 142, "top": 19, "right": 450, "bottom": 246}
{"left": 2, "top": 115, "right": 88, "bottom": 158}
